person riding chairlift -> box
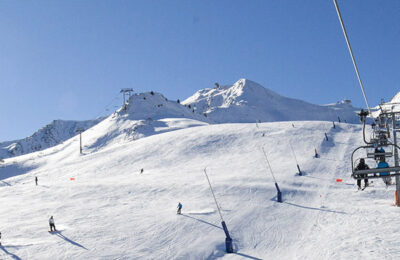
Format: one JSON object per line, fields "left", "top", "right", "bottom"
{"left": 355, "top": 158, "right": 369, "bottom": 190}
{"left": 378, "top": 157, "right": 391, "bottom": 186}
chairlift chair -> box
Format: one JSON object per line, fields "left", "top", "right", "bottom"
{"left": 351, "top": 144, "right": 400, "bottom": 180}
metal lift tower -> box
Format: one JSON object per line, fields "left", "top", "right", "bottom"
{"left": 120, "top": 88, "right": 134, "bottom": 107}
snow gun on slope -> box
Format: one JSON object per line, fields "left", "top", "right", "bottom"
{"left": 204, "top": 168, "right": 233, "bottom": 253}
{"left": 262, "top": 147, "right": 282, "bottom": 203}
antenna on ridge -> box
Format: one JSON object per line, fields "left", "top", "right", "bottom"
{"left": 120, "top": 88, "right": 134, "bottom": 107}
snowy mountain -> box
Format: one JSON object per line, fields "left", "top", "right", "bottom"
{"left": 0, "top": 118, "right": 104, "bottom": 159}
{"left": 0, "top": 92, "right": 210, "bottom": 159}
{"left": 0, "top": 89, "right": 398, "bottom": 259}
{"left": 183, "top": 79, "right": 360, "bottom": 124}
{"left": 66, "top": 91, "right": 210, "bottom": 153}
{"left": 0, "top": 80, "right": 361, "bottom": 160}
{"left": 388, "top": 91, "right": 400, "bottom": 104}
{"left": 2, "top": 118, "right": 400, "bottom": 259}
{"left": 121, "top": 91, "right": 210, "bottom": 122}
{"left": 371, "top": 91, "right": 400, "bottom": 117}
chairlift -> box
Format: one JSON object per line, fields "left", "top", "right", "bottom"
{"left": 351, "top": 143, "right": 400, "bottom": 180}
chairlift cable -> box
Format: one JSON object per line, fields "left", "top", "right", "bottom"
{"left": 333, "top": 0, "right": 371, "bottom": 115}
{"left": 93, "top": 93, "right": 122, "bottom": 120}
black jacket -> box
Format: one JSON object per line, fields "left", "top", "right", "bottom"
{"left": 356, "top": 162, "right": 369, "bottom": 171}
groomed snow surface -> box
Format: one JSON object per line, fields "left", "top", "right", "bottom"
{"left": 1, "top": 120, "right": 400, "bottom": 259}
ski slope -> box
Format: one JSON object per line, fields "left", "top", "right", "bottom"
{"left": 1, "top": 120, "right": 400, "bottom": 259}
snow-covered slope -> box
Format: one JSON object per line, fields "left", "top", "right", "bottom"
{"left": 77, "top": 92, "right": 210, "bottom": 152}
{"left": 389, "top": 92, "right": 400, "bottom": 104}
{"left": 121, "top": 91, "right": 210, "bottom": 122}
{"left": 1, "top": 119, "right": 400, "bottom": 259}
{"left": 371, "top": 91, "right": 400, "bottom": 117}
{"left": 183, "top": 79, "right": 360, "bottom": 124}
{"left": 0, "top": 119, "right": 104, "bottom": 159}
{"left": 0, "top": 91, "right": 210, "bottom": 159}
{"left": 0, "top": 81, "right": 361, "bottom": 160}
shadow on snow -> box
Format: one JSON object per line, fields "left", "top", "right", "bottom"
{"left": 284, "top": 201, "right": 347, "bottom": 214}
{"left": 50, "top": 231, "right": 88, "bottom": 250}
{"left": 0, "top": 246, "right": 22, "bottom": 260}
{"left": 0, "top": 163, "right": 37, "bottom": 181}
{"left": 181, "top": 214, "right": 222, "bottom": 230}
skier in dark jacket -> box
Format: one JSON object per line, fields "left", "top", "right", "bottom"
{"left": 49, "top": 216, "right": 57, "bottom": 232}
{"left": 177, "top": 202, "right": 182, "bottom": 215}
{"left": 355, "top": 158, "right": 369, "bottom": 190}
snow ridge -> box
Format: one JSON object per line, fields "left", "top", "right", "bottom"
{"left": 76, "top": 92, "right": 210, "bottom": 153}
{"left": 183, "top": 79, "right": 360, "bottom": 123}
{"left": 0, "top": 118, "right": 104, "bottom": 159}
{"left": 1, "top": 79, "right": 360, "bottom": 160}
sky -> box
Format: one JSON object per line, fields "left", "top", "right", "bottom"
{"left": 0, "top": 0, "right": 399, "bottom": 142}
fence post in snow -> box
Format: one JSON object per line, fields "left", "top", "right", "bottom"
{"left": 332, "top": 121, "right": 336, "bottom": 129}
{"left": 314, "top": 148, "right": 319, "bottom": 158}
{"left": 325, "top": 133, "right": 329, "bottom": 141}
{"left": 338, "top": 116, "right": 341, "bottom": 123}
{"left": 203, "top": 168, "right": 233, "bottom": 253}
{"left": 262, "top": 147, "right": 283, "bottom": 202}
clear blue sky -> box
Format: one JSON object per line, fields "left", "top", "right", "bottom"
{"left": 0, "top": 0, "right": 399, "bottom": 141}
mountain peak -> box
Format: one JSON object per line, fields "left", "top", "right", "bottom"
{"left": 183, "top": 79, "right": 359, "bottom": 123}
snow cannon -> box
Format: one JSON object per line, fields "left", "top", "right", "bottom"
{"left": 204, "top": 168, "right": 234, "bottom": 253}
{"left": 221, "top": 221, "right": 233, "bottom": 253}
{"left": 275, "top": 183, "right": 282, "bottom": 203}
{"left": 296, "top": 164, "right": 302, "bottom": 176}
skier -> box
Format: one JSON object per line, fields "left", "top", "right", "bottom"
{"left": 35, "top": 176, "right": 38, "bottom": 186}
{"left": 177, "top": 202, "right": 182, "bottom": 215}
{"left": 355, "top": 158, "right": 369, "bottom": 190}
{"left": 49, "top": 216, "right": 57, "bottom": 232}
{"left": 378, "top": 157, "right": 391, "bottom": 186}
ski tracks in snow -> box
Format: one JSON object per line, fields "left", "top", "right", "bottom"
{"left": 286, "top": 125, "right": 358, "bottom": 259}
